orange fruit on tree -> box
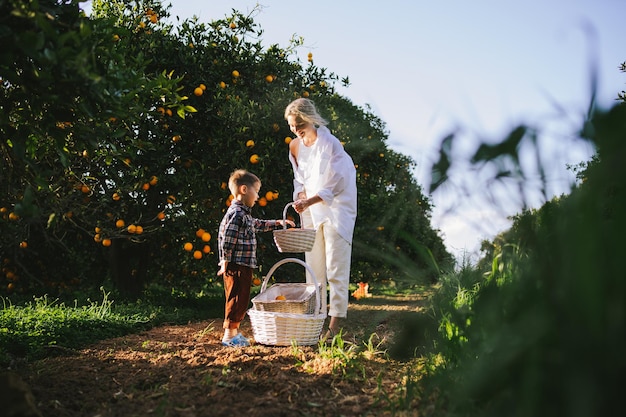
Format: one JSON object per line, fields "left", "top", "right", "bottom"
{"left": 165, "top": 108, "right": 173, "bottom": 117}
{"left": 219, "top": 81, "right": 226, "bottom": 89}
{"left": 81, "top": 184, "right": 90, "bottom": 194}
{"left": 19, "top": 241, "right": 27, "bottom": 249}
{"left": 199, "top": 83, "right": 206, "bottom": 90}
{"left": 102, "top": 238, "right": 112, "bottom": 247}
{"left": 193, "top": 250, "right": 203, "bottom": 260}
{"left": 285, "top": 136, "right": 292, "bottom": 144}
{"left": 246, "top": 139, "right": 255, "bottom": 148}
{"left": 265, "top": 191, "right": 275, "bottom": 201}
{"left": 249, "top": 154, "right": 260, "bottom": 164}
{"left": 201, "top": 232, "right": 211, "bottom": 242}
{"left": 202, "top": 245, "right": 211, "bottom": 254}
{"left": 142, "top": 182, "right": 150, "bottom": 191}
{"left": 194, "top": 87, "right": 203, "bottom": 96}
{"left": 196, "top": 228, "right": 205, "bottom": 238}
{"left": 265, "top": 74, "right": 274, "bottom": 83}
{"left": 8, "top": 212, "right": 18, "bottom": 221}
{"left": 149, "top": 176, "right": 158, "bottom": 186}
{"left": 149, "top": 14, "right": 157, "bottom": 23}
{"left": 232, "top": 70, "right": 240, "bottom": 78}
{"left": 127, "top": 224, "right": 137, "bottom": 234}
{"left": 95, "top": 226, "right": 101, "bottom": 233}
{"left": 135, "top": 225, "right": 143, "bottom": 234}
{"left": 184, "top": 242, "right": 193, "bottom": 252}
{"left": 94, "top": 234, "right": 102, "bottom": 243}
{"left": 257, "top": 197, "right": 267, "bottom": 207}
{"left": 229, "top": 21, "right": 236, "bottom": 29}
{"left": 167, "top": 195, "right": 176, "bottom": 204}
{"left": 112, "top": 192, "right": 121, "bottom": 201}
{"left": 115, "top": 219, "right": 125, "bottom": 228}
{"left": 252, "top": 277, "right": 261, "bottom": 286}
{"left": 157, "top": 211, "right": 165, "bottom": 220}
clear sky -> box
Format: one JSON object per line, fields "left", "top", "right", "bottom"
{"left": 83, "top": 0, "right": 625, "bottom": 261}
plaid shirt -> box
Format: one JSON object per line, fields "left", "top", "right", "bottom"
{"left": 218, "top": 200, "right": 281, "bottom": 268}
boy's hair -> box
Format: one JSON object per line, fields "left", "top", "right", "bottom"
{"left": 228, "top": 169, "right": 261, "bottom": 196}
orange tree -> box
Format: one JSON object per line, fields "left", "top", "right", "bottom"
{"left": 0, "top": 0, "right": 193, "bottom": 298}
{"left": 1, "top": 0, "right": 451, "bottom": 300}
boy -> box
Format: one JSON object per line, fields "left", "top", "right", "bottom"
{"left": 217, "top": 169, "right": 294, "bottom": 346}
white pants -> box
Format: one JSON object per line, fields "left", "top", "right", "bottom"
{"left": 303, "top": 218, "right": 352, "bottom": 318}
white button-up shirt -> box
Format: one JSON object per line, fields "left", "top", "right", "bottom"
{"left": 288, "top": 126, "right": 357, "bottom": 243}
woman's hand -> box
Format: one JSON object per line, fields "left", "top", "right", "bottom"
{"left": 293, "top": 198, "right": 308, "bottom": 213}
{"left": 294, "top": 195, "right": 322, "bottom": 213}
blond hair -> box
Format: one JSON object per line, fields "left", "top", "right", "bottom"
{"left": 228, "top": 169, "right": 261, "bottom": 196}
{"left": 284, "top": 98, "right": 328, "bottom": 126}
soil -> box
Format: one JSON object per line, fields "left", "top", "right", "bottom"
{"left": 12, "top": 293, "right": 432, "bottom": 417}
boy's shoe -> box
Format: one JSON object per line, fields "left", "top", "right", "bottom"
{"left": 222, "top": 333, "right": 250, "bottom": 347}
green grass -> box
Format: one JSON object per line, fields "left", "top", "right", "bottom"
{"left": 0, "top": 287, "right": 223, "bottom": 367}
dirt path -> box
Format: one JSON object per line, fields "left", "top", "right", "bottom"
{"left": 13, "top": 293, "right": 431, "bottom": 417}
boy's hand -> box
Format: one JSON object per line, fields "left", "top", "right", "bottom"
{"left": 217, "top": 260, "right": 227, "bottom": 276}
{"left": 279, "top": 219, "right": 296, "bottom": 228}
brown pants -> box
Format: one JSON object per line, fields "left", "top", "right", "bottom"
{"left": 222, "top": 263, "right": 252, "bottom": 330}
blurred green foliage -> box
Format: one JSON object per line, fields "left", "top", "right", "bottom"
{"left": 422, "top": 103, "right": 626, "bottom": 416}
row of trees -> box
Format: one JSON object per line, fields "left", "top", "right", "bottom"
{"left": 0, "top": 0, "right": 452, "bottom": 299}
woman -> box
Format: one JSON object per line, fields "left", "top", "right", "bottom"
{"left": 284, "top": 98, "right": 357, "bottom": 340}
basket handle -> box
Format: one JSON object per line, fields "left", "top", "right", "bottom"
{"left": 281, "top": 202, "right": 303, "bottom": 230}
{"left": 260, "top": 257, "right": 323, "bottom": 315}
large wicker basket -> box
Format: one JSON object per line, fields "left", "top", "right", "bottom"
{"left": 248, "top": 258, "right": 326, "bottom": 346}
{"left": 273, "top": 203, "right": 316, "bottom": 253}
{"left": 251, "top": 283, "right": 317, "bottom": 314}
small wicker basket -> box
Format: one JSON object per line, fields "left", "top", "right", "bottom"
{"left": 248, "top": 258, "right": 326, "bottom": 346}
{"left": 273, "top": 203, "right": 316, "bottom": 253}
